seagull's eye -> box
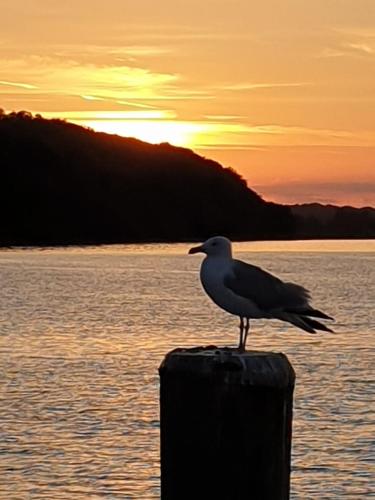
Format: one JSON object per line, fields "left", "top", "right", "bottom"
{"left": 212, "top": 242, "right": 217, "bottom": 246}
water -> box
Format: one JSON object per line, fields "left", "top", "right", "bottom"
{"left": 0, "top": 240, "right": 374, "bottom": 499}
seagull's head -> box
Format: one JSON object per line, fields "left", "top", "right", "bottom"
{"left": 188, "top": 236, "right": 232, "bottom": 257}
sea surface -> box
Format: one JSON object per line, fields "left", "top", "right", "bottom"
{"left": 0, "top": 240, "right": 374, "bottom": 499}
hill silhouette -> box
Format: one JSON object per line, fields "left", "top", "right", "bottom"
{"left": 0, "top": 110, "right": 294, "bottom": 246}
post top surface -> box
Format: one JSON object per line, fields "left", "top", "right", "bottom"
{"left": 166, "top": 345, "right": 282, "bottom": 357}
{"left": 159, "top": 346, "right": 295, "bottom": 388}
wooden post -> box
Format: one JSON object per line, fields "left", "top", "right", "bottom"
{"left": 159, "top": 346, "right": 295, "bottom": 500}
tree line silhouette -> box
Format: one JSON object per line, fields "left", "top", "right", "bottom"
{"left": 0, "top": 110, "right": 373, "bottom": 246}
{"left": 0, "top": 110, "right": 294, "bottom": 245}
{"left": 291, "top": 204, "right": 375, "bottom": 239}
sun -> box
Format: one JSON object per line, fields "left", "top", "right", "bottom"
{"left": 80, "top": 119, "right": 203, "bottom": 147}
{"left": 42, "top": 110, "right": 252, "bottom": 150}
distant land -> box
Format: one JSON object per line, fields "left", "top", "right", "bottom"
{"left": 0, "top": 109, "right": 374, "bottom": 246}
{"left": 291, "top": 203, "right": 375, "bottom": 239}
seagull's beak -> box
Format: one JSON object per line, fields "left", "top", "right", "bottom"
{"left": 188, "top": 244, "right": 204, "bottom": 254}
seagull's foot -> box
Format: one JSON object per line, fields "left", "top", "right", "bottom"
{"left": 238, "top": 317, "right": 245, "bottom": 351}
{"left": 237, "top": 342, "right": 246, "bottom": 353}
{"left": 242, "top": 318, "right": 250, "bottom": 351}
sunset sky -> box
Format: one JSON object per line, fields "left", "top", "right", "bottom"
{"left": 1, "top": 0, "right": 374, "bottom": 206}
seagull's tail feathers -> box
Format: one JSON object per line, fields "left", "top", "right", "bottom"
{"left": 300, "top": 316, "right": 334, "bottom": 333}
{"left": 274, "top": 312, "right": 317, "bottom": 334}
{"left": 274, "top": 312, "right": 334, "bottom": 334}
{"left": 286, "top": 307, "right": 334, "bottom": 321}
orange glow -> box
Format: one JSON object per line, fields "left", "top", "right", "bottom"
{"left": 81, "top": 119, "right": 206, "bottom": 147}
{"left": 1, "top": 0, "right": 374, "bottom": 206}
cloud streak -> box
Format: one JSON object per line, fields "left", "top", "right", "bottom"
{"left": 218, "top": 82, "right": 311, "bottom": 91}
{"left": 50, "top": 110, "right": 176, "bottom": 120}
{"left": 193, "top": 123, "right": 375, "bottom": 148}
{"left": 319, "top": 28, "right": 375, "bottom": 59}
{"left": 0, "top": 80, "right": 38, "bottom": 89}
{"left": 0, "top": 56, "right": 182, "bottom": 102}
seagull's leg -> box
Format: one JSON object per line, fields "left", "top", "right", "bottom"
{"left": 238, "top": 317, "right": 244, "bottom": 350}
{"left": 243, "top": 318, "right": 250, "bottom": 350}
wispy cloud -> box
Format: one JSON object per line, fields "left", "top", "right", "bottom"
{"left": 345, "top": 42, "right": 374, "bottom": 55}
{"left": 112, "top": 25, "right": 256, "bottom": 42}
{"left": 48, "top": 110, "right": 176, "bottom": 120}
{"left": 319, "top": 28, "right": 375, "bottom": 58}
{"left": 191, "top": 122, "right": 375, "bottom": 148}
{"left": 204, "top": 115, "right": 245, "bottom": 121}
{"left": 217, "top": 82, "right": 311, "bottom": 91}
{"left": 113, "top": 45, "right": 173, "bottom": 57}
{"left": 319, "top": 43, "right": 375, "bottom": 58}
{"left": 318, "top": 47, "right": 347, "bottom": 58}
{"left": 0, "top": 55, "right": 196, "bottom": 102}
{"left": 81, "top": 95, "right": 106, "bottom": 101}
{"left": 0, "top": 80, "right": 38, "bottom": 89}
{"left": 116, "top": 100, "right": 158, "bottom": 109}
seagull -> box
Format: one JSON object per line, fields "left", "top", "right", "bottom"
{"left": 189, "top": 236, "right": 334, "bottom": 350}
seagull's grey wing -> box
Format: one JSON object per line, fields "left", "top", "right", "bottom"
{"left": 224, "top": 259, "right": 310, "bottom": 312}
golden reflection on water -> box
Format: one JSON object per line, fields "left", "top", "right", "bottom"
{"left": 0, "top": 242, "right": 373, "bottom": 498}
{"left": 4, "top": 239, "right": 375, "bottom": 257}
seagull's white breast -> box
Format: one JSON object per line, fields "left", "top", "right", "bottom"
{"left": 200, "top": 256, "right": 263, "bottom": 318}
